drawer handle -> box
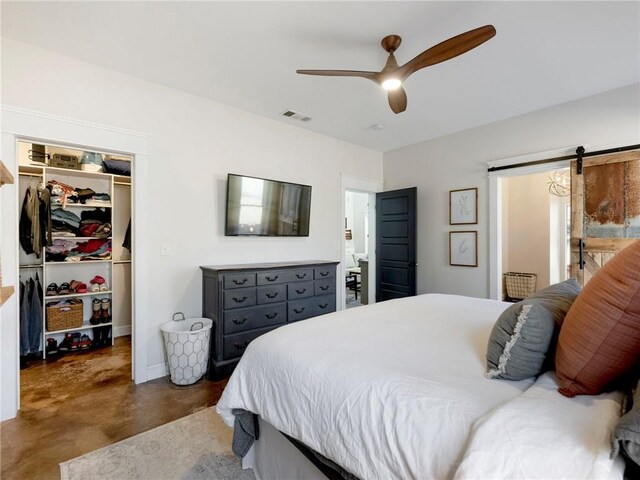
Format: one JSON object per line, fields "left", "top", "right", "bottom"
{"left": 266, "top": 275, "right": 279, "bottom": 282}
{"left": 320, "top": 271, "right": 329, "bottom": 277}
{"left": 266, "top": 292, "right": 279, "bottom": 299}
{"left": 265, "top": 312, "right": 278, "bottom": 320}
{"left": 294, "top": 307, "right": 305, "bottom": 314}
{"left": 320, "top": 285, "right": 329, "bottom": 291}
{"left": 232, "top": 295, "right": 248, "bottom": 303}
{"left": 233, "top": 317, "right": 248, "bottom": 325}
{"left": 234, "top": 340, "right": 250, "bottom": 350}
{"left": 232, "top": 278, "right": 248, "bottom": 285}
{"left": 318, "top": 303, "right": 328, "bottom": 309}
{"left": 295, "top": 288, "right": 306, "bottom": 294}
{"left": 295, "top": 273, "right": 307, "bottom": 279}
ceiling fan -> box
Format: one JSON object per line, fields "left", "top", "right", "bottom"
{"left": 296, "top": 25, "right": 496, "bottom": 114}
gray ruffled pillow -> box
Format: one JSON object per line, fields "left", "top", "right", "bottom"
{"left": 486, "top": 302, "right": 555, "bottom": 381}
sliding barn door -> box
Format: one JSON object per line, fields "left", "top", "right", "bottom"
{"left": 570, "top": 149, "right": 640, "bottom": 286}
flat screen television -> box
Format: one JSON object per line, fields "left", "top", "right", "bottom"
{"left": 225, "top": 173, "right": 312, "bottom": 236}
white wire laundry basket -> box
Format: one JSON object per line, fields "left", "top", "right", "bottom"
{"left": 161, "top": 312, "right": 212, "bottom": 385}
{"left": 504, "top": 272, "right": 537, "bottom": 301}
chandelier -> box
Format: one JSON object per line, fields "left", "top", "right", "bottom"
{"left": 548, "top": 170, "right": 570, "bottom": 197}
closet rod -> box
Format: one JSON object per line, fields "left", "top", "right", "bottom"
{"left": 487, "top": 143, "right": 640, "bottom": 173}
{"left": 19, "top": 264, "right": 43, "bottom": 269}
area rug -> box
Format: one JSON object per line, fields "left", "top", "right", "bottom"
{"left": 60, "top": 407, "right": 255, "bottom": 480}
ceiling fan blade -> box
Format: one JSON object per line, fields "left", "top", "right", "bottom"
{"left": 399, "top": 25, "right": 496, "bottom": 78}
{"left": 296, "top": 69, "right": 380, "bottom": 84}
{"left": 388, "top": 86, "right": 407, "bottom": 114}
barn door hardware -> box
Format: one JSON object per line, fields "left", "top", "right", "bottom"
{"left": 576, "top": 146, "right": 585, "bottom": 175}
{"left": 578, "top": 239, "right": 586, "bottom": 270}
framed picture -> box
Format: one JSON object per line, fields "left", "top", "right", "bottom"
{"left": 449, "top": 188, "right": 478, "bottom": 225}
{"left": 449, "top": 231, "right": 477, "bottom": 267}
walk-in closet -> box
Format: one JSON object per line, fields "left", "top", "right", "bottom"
{"left": 17, "top": 140, "right": 133, "bottom": 371}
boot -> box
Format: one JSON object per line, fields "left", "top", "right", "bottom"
{"left": 100, "top": 298, "right": 111, "bottom": 324}
{"left": 101, "top": 326, "right": 112, "bottom": 347}
{"left": 92, "top": 327, "right": 102, "bottom": 348}
{"left": 90, "top": 299, "right": 101, "bottom": 325}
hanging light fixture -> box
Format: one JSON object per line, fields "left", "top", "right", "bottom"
{"left": 548, "top": 170, "right": 570, "bottom": 197}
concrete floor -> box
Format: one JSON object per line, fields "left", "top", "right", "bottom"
{"left": 1, "top": 336, "right": 228, "bottom": 480}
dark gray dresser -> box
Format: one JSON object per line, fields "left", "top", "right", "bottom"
{"left": 201, "top": 260, "right": 339, "bottom": 378}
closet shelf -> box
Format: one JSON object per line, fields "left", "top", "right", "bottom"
{"left": 51, "top": 236, "right": 112, "bottom": 241}
{"left": 46, "top": 290, "right": 112, "bottom": 301}
{"left": 45, "top": 259, "right": 112, "bottom": 265}
{"left": 18, "top": 165, "right": 44, "bottom": 175}
{"left": 51, "top": 203, "right": 112, "bottom": 209}
{"left": 19, "top": 264, "right": 43, "bottom": 269}
{"left": 45, "top": 322, "right": 113, "bottom": 335}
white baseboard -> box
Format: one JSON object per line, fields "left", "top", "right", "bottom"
{"left": 113, "top": 325, "right": 131, "bottom": 338}
{"left": 147, "top": 361, "right": 168, "bottom": 381}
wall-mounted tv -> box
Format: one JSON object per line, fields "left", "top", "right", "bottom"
{"left": 225, "top": 173, "right": 312, "bottom": 236}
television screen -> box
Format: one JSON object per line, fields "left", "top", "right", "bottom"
{"left": 225, "top": 174, "right": 311, "bottom": 236}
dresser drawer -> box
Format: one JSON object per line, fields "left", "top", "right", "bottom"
{"left": 223, "top": 326, "right": 278, "bottom": 360}
{"left": 313, "top": 294, "right": 336, "bottom": 317}
{"left": 288, "top": 297, "right": 317, "bottom": 323}
{"left": 257, "top": 284, "right": 286, "bottom": 304}
{"left": 287, "top": 281, "right": 314, "bottom": 300}
{"left": 314, "top": 279, "right": 335, "bottom": 296}
{"left": 223, "top": 273, "right": 256, "bottom": 289}
{"left": 314, "top": 266, "right": 335, "bottom": 280}
{"left": 223, "top": 287, "right": 256, "bottom": 310}
{"left": 288, "top": 268, "right": 314, "bottom": 282}
{"left": 223, "top": 304, "right": 286, "bottom": 334}
{"left": 257, "top": 270, "right": 288, "bottom": 285}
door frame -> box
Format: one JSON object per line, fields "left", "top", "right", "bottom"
{"left": 1, "top": 105, "right": 149, "bottom": 420}
{"left": 487, "top": 141, "right": 638, "bottom": 300}
{"left": 339, "top": 174, "right": 383, "bottom": 310}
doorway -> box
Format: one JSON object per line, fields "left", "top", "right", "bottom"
{"left": 344, "top": 190, "right": 370, "bottom": 308}
{"left": 500, "top": 168, "right": 570, "bottom": 301}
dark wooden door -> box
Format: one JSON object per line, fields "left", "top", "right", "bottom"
{"left": 376, "top": 187, "right": 417, "bottom": 302}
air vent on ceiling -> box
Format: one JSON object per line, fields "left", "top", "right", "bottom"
{"left": 280, "top": 110, "right": 312, "bottom": 122}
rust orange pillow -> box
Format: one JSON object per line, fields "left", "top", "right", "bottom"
{"left": 556, "top": 240, "right": 640, "bottom": 397}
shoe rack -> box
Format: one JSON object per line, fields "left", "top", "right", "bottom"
{"left": 17, "top": 141, "right": 132, "bottom": 358}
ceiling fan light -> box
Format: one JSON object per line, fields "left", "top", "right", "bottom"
{"left": 381, "top": 78, "right": 402, "bottom": 90}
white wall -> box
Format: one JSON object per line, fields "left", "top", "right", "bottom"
{"left": 384, "top": 83, "right": 640, "bottom": 298}
{"left": 345, "top": 191, "right": 368, "bottom": 255}
{"left": 1, "top": 39, "right": 382, "bottom": 378}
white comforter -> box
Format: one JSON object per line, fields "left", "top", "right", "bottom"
{"left": 216, "top": 294, "right": 623, "bottom": 479}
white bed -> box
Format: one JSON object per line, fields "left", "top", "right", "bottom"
{"left": 217, "top": 294, "right": 625, "bottom": 479}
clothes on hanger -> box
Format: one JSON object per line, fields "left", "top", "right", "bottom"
{"left": 19, "top": 274, "right": 43, "bottom": 356}
{"left": 123, "top": 219, "right": 131, "bottom": 252}
{"left": 19, "top": 184, "right": 52, "bottom": 258}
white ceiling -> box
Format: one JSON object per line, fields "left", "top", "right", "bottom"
{"left": 2, "top": 1, "right": 639, "bottom": 152}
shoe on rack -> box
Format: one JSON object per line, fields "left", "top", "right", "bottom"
{"left": 46, "top": 338, "right": 58, "bottom": 356}
{"left": 102, "top": 326, "right": 112, "bottom": 347}
{"left": 70, "top": 332, "right": 82, "bottom": 351}
{"left": 92, "top": 327, "right": 103, "bottom": 349}
{"left": 90, "top": 298, "right": 102, "bottom": 325}
{"left": 59, "top": 333, "right": 73, "bottom": 352}
{"left": 89, "top": 283, "right": 100, "bottom": 293}
{"left": 100, "top": 298, "right": 111, "bottom": 324}
{"left": 58, "top": 282, "right": 71, "bottom": 295}
{"left": 99, "top": 282, "right": 109, "bottom": 292}
{"left": 46, "top": 283, "right": 59, "bottom": 296}
{"left": 80, "top": 334, "right": 92, "bottom": 350}
{"left": 90, "top": 275, "right": 105, "bottom": 285}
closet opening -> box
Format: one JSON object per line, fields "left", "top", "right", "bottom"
{"left": 499, "top": 167, "right": 570, "bottom": 301}
{"left": 17, "top": 140, "right": 134, "bottom": 409}
{"left": 344, "top": 190, "right": 372, "bottom": 309}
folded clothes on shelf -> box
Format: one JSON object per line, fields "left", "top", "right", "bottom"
{"left": 47, "top": 180, "right": 111, "bottom": 207}
{"left": 45, "top": 238, "right": 111, "bottom": 262}
{"left": 51, "top": 208, "right": 112, "bottom": 239}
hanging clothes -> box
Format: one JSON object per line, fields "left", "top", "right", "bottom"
{"left": 19, "top": 274, "right": 43, "bottom": 356}
{"left": 19, "top": 185, "right": 52, "bottom": 258}
{"left": 123, "top": 218, "right": 131, "bottom": 252}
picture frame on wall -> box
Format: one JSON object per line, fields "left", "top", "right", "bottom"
{"left": 449, "top": 187, "right": 478, "bottom": 225}
{"left": 449, "top": 231, "right": 478, "bottom": 267}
